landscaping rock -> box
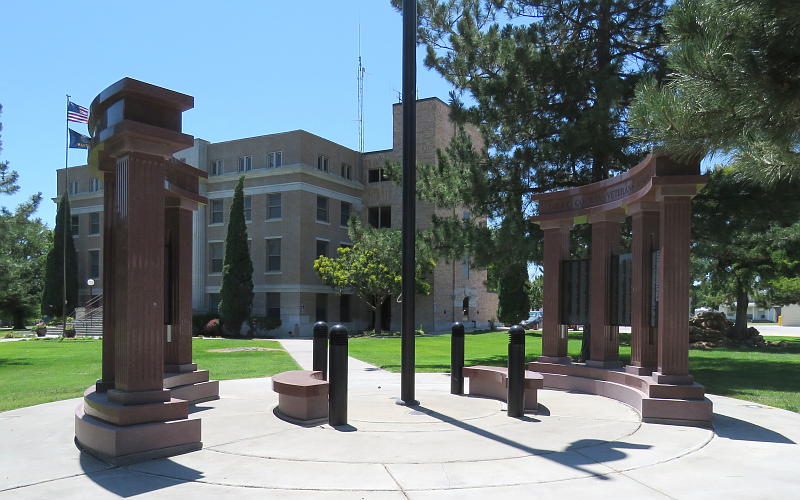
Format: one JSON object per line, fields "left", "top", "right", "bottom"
{"left": 688, "top": 311, "right": 764, "bottom": 348}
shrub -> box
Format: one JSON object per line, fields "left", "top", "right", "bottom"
{"left": 192, "top": 313, "right": 217, "bottom": 335}
{"left": 251, "top": 316, "right": 282, "bottom": 333}
{"left": 203, "top": 318, "right": 221, "bottom": 336}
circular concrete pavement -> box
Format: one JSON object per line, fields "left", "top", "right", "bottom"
{"left": 2, "top": 359, "right": 799, "bottom": 500}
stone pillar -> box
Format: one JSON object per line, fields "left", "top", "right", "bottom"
{"left": 164, "top": 204, "right": 195, "bottom": 371}
{"left": 653, "top": 186, "right": 696, "bottom": 384}
{"left": 97, "top": 166, "right": 116, "bottom": 392}
{"left": 587, "top": 210, "right": 626, "bottom": 368}
{"left": 627, "top": 201, "right": 660, "bottom": 375}
{"left": 539, "top": 218, "right": 572, "bottom": 363}
{"left": 111, "top": 153, "right": 168, "bottom": 396}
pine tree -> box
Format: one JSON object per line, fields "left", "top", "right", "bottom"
{"left": 691, "top": 169, "right": 800, "bottom": 336}
{"left": 631, "top": 0, "right": 800, "bottom": 183}
{"left": 218, "top": 176, "right": 253, "bottom": 336}
{"left": 0, "top": 104, "right": 52, "bottom": 328}
{"left": 397, "top": 0, "right": 667, "bottom": 339}
{"left": 41, "top": 193, "right": 79, "bottom": 318}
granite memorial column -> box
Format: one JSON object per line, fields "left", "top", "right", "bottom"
{"left": 627, "top": 201, "right": 660, "bottom": 375}
{"left": 588, "top": 210, "right": 626, "bottom": 368}
{"left": 164, "top": 204, "right": 194, "bottom": 372}
{"left": 539, "top": 219, "right": 572, "bottom": 362}
{"left": 97, "top": 166, "right": 116, "bottom": 392}
{"left": 653, "top": 186, "right": 696, "bottom": 384}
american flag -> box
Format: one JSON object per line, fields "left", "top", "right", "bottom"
{"left": 67, "top": 101, "right": 89, "bottom": 123}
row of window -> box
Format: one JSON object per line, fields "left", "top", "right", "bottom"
{"left": 208, "top": 292, "right": 352, "bottom": 323}
{"left": 210, "top": 153, "right": 354, "bottom": 181}
{"left": 71, "top": 213, "right": 101, "bottom": 236}
{"left": 209, "top": 237, "right": 352, "bottom": 274}
{"left": 66, "top": 178, "right": 101, "bottom": 195}
{"left": 209, "top": 194, "right": 353, "bottom": 226}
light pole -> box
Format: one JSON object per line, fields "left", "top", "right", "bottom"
{"left": 87, "top": 279, "right": 95, "bottom": 328}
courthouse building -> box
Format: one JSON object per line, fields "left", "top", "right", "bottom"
{"left": 56, "top": 98, "right": 499, "bottom": 336}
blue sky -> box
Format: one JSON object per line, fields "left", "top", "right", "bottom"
{"left": 0, "top": 0, "right": 454, "bottom": 228}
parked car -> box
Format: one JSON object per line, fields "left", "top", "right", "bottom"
{"left": 522, "top": 310, "right": 543, "bottom": 329}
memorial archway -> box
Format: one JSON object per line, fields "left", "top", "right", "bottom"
{"left": 528, "top": 154, "right": 713, "bottom": 426}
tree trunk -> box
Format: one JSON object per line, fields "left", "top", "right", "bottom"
{"left": 733, "top": 279, "right": 749, "bottom": 338}
{"left": 12, "top": 309, "right": 26, "bottom": 330}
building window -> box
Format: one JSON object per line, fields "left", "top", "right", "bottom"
{"left": 340, "top": 201, "right": 351, "bottom": 227}
{"left": 243, "top": 196, "right": 252, "bottom": 222}
{"left": 339, "top": 294, "right": 352, "bottom": 323}
{"left": 317, "top": 155, "right": 329, "bottom": 173}
{"left": 211, "top": 159, "right": 224, "bottom": 176}
{"left": 315, "top": 293, "right": 328, "bottom": 322}
{"left": 266, "top": 292, "right": 281, "bottom": 319}
{"left": 267, "top": 193, "right": 281, "bottom": 220}
{"left": 368, "top": 168, "right": 388, "bottom": 183}
{"left": 316, "top": 196, "right": 329, "bottom": 222}
{"left": 210, "top": 199, "right": 223, "bottom": 224}
{"left": 463, "top": 255, "right": 470, "bottom": 280}
{"left": 68, "top": 181, "right": 79, "bottom": 194}
{"left": 89, "top": 250, "right": 100, "bottom": 279}
{"left": 341, "top": 162, "right": 352, "bottom": 180}
{"left": 208, "top": 293, "right": 221, "bottom": 313}
{"left": 315, "top": 239, "right": 329, "bottom": 259}
{"left": 71, "top": 215, "right": 79, "bottom": 236}
{"left": 266, "top": 238, "right": 281, "bottom": 272}
{"left": 267, "top": 151, "right": 282, "bottom": 168}
{"left": 368, "top": 206, "right": 391, "bottom": 228}
{"left": 209, "top": 242, "right": 224, "bottom": 274}
{"left": 89, "top": 178, "right": 100, "bottom": 192}
{"left": 238, "top": 155, "right": 252, "bottom": 172}
{"left": 89, "top": 213, "right": 100, "bottom": 235}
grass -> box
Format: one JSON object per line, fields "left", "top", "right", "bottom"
{"left": 348, "top": 331, "right": 800, "bottom": 413}
{"left": 0, "top": 337, "right": 298, "bottom": 412}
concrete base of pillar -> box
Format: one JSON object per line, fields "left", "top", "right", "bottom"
{"left": 625, "top": 365, "right": 655, "bottom": 376}
{"left": 586, "top": 359, "right": 623, "bottom": 369}
{"left": 95, "top": 379, "right": 115, "bottom": 393}
{"left": 165, "top": 363, "right": 198, "bottom": 373}
{"left": 75, "top": 397, "right": 201, "bottom": 466}
{"left": 652, "top": 371, "right": 694, "bottom": 385}
{"left": 164, "top": 369, "right": 220, "bottom": 405}
{"left": 537, "top": 356, "right": 573, "bottom": 364}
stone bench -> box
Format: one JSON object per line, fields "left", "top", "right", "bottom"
{"left": 462, "top": 365, "right": 544, "bottom": 411}
{"left": 272, "top": 370, "right": 329, "bottom": 422}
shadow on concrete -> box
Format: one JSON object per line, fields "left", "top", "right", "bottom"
{"left": 415, "top": 405, "right": 650, "bottom": 480}
{"left": 331, "top": 423, "right": 358, "bottom": 432}
{"left": 713, "top": 413, "right": 796, "bottom": 444}
{"left": 188, "top": 404, "right": 214, "bottom": 415}
{"left": 80, "top": 453, "right": 203, "bottom": 497}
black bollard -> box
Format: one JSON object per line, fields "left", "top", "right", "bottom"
{"left": 451, "top": 322, "right": 465, "bottom": 395}
{"left": 507, "top": 325, "right": 525, "bottom": 417}
{"left": 312, "top": 321, "right": 329, "bottom": 379}
{"left": 328, "top": 323, "right": 348, "bottom": 426}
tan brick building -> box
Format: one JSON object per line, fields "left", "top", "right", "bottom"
{"left": 56, "top": 98, "right": 498, "bottom": 336}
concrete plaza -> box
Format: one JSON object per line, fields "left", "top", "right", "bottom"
{"left": 1, "top": 339, "right": 798, "bottom": 499}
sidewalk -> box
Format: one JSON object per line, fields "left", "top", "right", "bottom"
{"left": 1, "top": 339, "right": 799, "bottom": 499}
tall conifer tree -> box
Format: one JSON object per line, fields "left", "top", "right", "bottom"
{"left": 396, "top": 0, "right": 667, "bottom": 340}
{"left": 218, "top": 176, "right": 253, "bottom": 336}
{"left": 41, "top": 194, "right": 78, "bottom": 317}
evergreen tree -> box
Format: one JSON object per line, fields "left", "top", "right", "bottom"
{"left": 0, "top": 104, "right": 52, "bottom": 328}
{"left": 218, "top": 176, "right": 253, "bottom": 336}
{"left": 691, "top": 169, "right": 800, "bottom": 336}
{"left": 497, "top": 258, "right": 530, "bottom": 326}
{"left": 41, "top": 193, "right": 78, "bottom": 318}
{"left": 631, "top": 0, "right": 800, "bottom": 183}
{"left": 396, "top": 0, "right": 667, "bottom": 346}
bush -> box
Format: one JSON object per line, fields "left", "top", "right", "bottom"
{"left": 203, "top": 318, "right": 221, "bottom": 336}
{"left": 192, "top": 313, "right": 218, "bottom": 336}
{"left": 250, "top": 316, "right": 282, "bottom": 334}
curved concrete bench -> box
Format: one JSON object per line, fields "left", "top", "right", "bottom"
{"left": 462, "top": 365, "right": 543, "bottom": 411}
{"left": 272, "top": 370, "right": 328, "bottom": 422}
{"left": 527, "top": 361, "right": 712, "bottom": 426}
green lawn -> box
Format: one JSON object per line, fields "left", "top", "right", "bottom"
{"left": 348, "top": 331, "right": 800, "bottom": 413}
{"left": 0, "top": 338, "right": 298, "bottom": 412}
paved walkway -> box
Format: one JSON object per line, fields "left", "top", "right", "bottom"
{"left": 1, "top": 339, "right": 799, "bottom": 499}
